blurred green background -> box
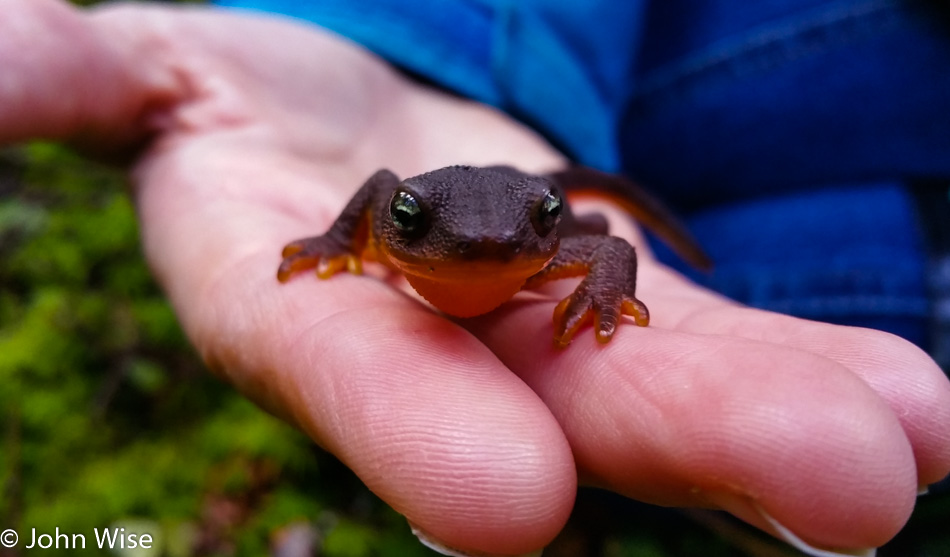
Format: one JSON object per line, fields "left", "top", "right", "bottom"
{"left": 1, "top": 2, "right": 948, "bottom": 556}
{"left": 0, "top": 143, "right": 431, "bottom": 556}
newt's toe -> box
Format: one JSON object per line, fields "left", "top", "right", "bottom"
{"left": 316, "top": 254, "right": 362, "bottom": 279}
{"left": 278, "top": 235, "right": 362, "bottom": 283}
{"left": 622, "top": 298, "right": 650, "bottom": 327}
{"left": 552, "top": 294, "right": 650, "bottom": 347}
{"left": 281, "top": 241, "right": 305, "bottom": 258}
{"left": 552, "top": 296, "right": 595, "bottom": 348}
{"left": 277, "top": 253, "right": 320, "bottom": 282}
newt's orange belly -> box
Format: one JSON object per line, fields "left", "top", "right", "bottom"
{"left": 382, "top": 250, "right": 552, "bottom": 317}
{"left": 404, "top": 273, "right": 526, "bottom": 317}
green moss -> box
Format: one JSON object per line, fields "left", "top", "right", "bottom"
{"left": 323, "top": 519, "right": 377, "bottom": 557}
{"left": 0, "top": 139, "right": 409, "bottom": 556}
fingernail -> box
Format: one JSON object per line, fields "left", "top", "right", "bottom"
{"left": 408, "top": 521, "right": 543, "bottom": 557}
{"left": 703, "top": 492, "right": 877, "bottom": 557}
{"left": 751, "top": 502, "right": 877, "bottom": 557}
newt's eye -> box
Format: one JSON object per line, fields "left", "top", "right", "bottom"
{"left": 390, "top": 190, "right": 427, "bottom": 234}
{"left": 532, "top": 190, "right": 563, "bottom": 237}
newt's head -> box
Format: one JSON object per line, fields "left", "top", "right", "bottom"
{"left": 377, "top": 165, "right": 563, "bottom": 317}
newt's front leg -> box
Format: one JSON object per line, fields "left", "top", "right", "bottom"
{"left": 524, "top": 235, "right": 649, "bottom": 347}
{"left": 277, "top": 169, "right": 399, "bottom": 282}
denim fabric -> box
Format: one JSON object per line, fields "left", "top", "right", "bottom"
{"left": 216, "top": 0, "right": 948, "bottom": 356}
{"left": 624, "top": 0, "right": 948, "bottom": 352}
{"left": 625, "top": 0, "right": 950, "bottom": 206}
{"left": 650, "top": 183, "right": 929, "bottom": 345}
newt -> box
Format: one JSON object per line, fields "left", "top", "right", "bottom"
{"left": 277, "top": 165, "right": 710, "bottom": 346}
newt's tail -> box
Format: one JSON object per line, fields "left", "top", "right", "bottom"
{"left": 548, "top": 167, "right": 712, "bottom": 271}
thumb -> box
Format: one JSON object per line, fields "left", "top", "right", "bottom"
{"left": 0, "top": 0, "right": 179, "bottom": 151}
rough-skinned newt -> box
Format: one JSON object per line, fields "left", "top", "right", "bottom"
{"left": 277, "top": 165, "right": 710, "bottom": 346}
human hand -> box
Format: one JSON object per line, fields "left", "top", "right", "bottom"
{"left": 2, "top": 1, "right": 948, "bottom": 555}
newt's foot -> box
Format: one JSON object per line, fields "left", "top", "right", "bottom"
{"left": 277, "top": 236, "right": 362, "bottom": 282}
{"left": 552, "top": 290, "right": 649, "bottom": 347}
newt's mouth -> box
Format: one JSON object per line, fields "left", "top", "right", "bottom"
{"left": 378, "top": 238, "right": 553, "bottom": 281}
{"left": 394, "top": 256, "right": 552, "bottom": 282}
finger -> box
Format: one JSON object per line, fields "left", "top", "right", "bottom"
{"left": 134, "top": 145, "right": 576, "bottom": 555}
{"left": 466, "top": 298, "right": 918, "bottom": 551}
{"left": 589, "top": 200, "right": 950, "bottom": 489}
{"left": 0, "top": 0, "right": 181, "bottom": 150}
{"left": 660, "top": 299, "right": 950, "bottom": 489}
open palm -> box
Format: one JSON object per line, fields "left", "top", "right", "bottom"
{"left": 3, "top": 1, "right": 949, "bottom": 555}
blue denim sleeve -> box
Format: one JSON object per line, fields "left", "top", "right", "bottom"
{"left": 627, "top": 0, "right": 949, "bottom": 357}
{"left": 214, "top": 0, "right": 949, "bottom": 361}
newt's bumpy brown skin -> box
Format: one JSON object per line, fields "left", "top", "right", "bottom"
{"left": 278, "top": 165, "right": 709, "bottom": 346}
